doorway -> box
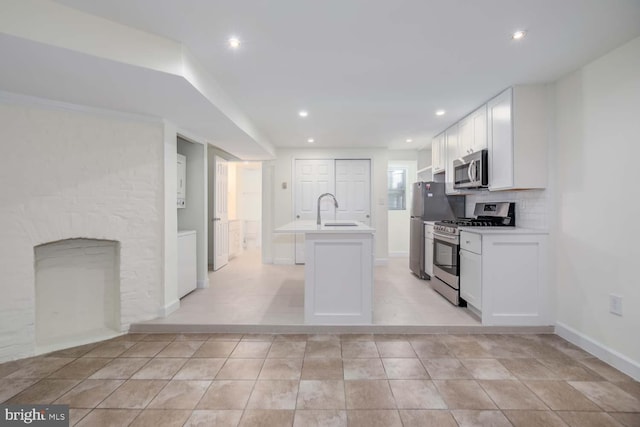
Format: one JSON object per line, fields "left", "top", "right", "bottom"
{"left": 207, "top": 149, "right": 263, "bottom": 272}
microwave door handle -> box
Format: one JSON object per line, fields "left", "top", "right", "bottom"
{"left": 468, "top": 160, "right": 475, "bottom": 182}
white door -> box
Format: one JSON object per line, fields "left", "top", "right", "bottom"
{"left": 294, "top": 159, "right": 335, "bottom": 264}
{"left": 213, "top": 156, "right": 229, "bottom": 270}
{"left": 335, "top": 159, "right": 371, "bottom": 225}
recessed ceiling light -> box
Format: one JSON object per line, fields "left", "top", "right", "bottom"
{"left": 435, "top": 110, "right": 446, "bottom": 116}
{"left": 298, "top": 110, "right": 309, "bottom": 118}
{"left": 511, "top": 30, "right": 526, "bottom": 40}
{"left": 406, "top": 139, "right": 413, "bottom": 143}
{"left": 307, "top": 138, "right": 315, "bottom": 143}
{"left": 228, "top": 37, "right": 241, "bottom": 49}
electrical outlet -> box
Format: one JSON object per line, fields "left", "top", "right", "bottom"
{"left": 609, "top": 294, "right": 623, "bottom": 316}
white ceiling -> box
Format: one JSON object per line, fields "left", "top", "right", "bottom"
{"left": 24, "top": 1, "right": 640, "bottom": 150}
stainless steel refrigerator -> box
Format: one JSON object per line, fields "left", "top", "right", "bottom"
{"left": 409, "top": 182, "right": 464, "bottom": 279}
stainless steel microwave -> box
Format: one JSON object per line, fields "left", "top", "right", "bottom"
{"left": 453, "top": 149, "right": 488, "bottom": 189}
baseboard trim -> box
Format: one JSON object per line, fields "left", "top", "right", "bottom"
{"left": 388, "top": 252, "right": 408, "bottom": 258}
{"left": 159, "top": 299, "right": 180, "bottom": 318}
{"left": 555, "top": 321, "right": 640, "bottom": 381}
{"left": 273, "top": 258, "right": 294, "bottom": 265}
{"left": 197, "top": 279, "right": 209, "bottom": 289}
{"left": 375, "top": 258, "right": 388, "bottom": 266}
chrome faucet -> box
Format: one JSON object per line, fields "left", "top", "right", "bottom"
{"left": 317, "top": 193, "right": 339, "bottom": 225}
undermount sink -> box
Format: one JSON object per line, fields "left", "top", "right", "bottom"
{"left": 324, "top": 222, "right": 357, "bottom": 226}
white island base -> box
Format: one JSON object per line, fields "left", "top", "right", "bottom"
{"left": 305, "top": 232, "right": 373, "bottom": 324}
{"left": 275, "top": 221, "right": 374, "bottom": 324}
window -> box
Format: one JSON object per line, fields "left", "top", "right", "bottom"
{"left": 388, "top": 167, "right": 407, "bottom": 210}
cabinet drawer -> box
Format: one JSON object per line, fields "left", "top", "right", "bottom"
{"left": 460, "top": 231, "right": 482, "bottom": 254}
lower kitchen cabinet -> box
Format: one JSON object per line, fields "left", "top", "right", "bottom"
{"left": 424, "top": 222, "right": 434, "bottom": 278}
{"left": 460, "top": 246, "right": 482, "bottom": 311}
{"left": 460, "top": 229, "right": 550, "bottom": 326}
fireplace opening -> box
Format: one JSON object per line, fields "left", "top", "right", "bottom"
{"left": 34, "top": 238, "right": 120, "bottom": 352}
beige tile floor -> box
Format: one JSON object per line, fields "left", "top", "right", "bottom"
{"left": 143, "top": 250, "right": 479, "bottom": 326}
{"left": 1, "top": 333, "right": 638, "bottom": 426}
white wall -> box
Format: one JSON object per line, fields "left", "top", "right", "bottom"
{"left": 0, "top": 99, "right": 164, "bottom": 362}
{"left": 265, "top": 148, "right": 389, "bottom": 264}
{"left": 416, "top": 148, "right": 432, "bottom": 170}
{"left": 162, "top": 121, "right": 179, "bottom": 316}
{"left": 388, "top": 160, "right": 417, "bottom": 256}
{"left": 553, "top": 36, "right": 640, "bottom": 374}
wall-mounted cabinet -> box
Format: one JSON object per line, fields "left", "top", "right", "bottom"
{"left": 177, "top": 153, "right": 186, "bottom": 208}
{"left": 434, "top": 84, "right": 549, "bottom": 194}
{"left": 431, "top": 132, "right": 446, "bottom": 174}
{"left": 458, "top": 104, "right": 487, "bottom": 156}
{"left": 444, "top": 125, "right": 461, "bottom": 195}
{"left": 487, "top": 86, "right": 549, "bottom": 190}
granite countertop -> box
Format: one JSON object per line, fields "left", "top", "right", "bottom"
{"left": 274, "top": 220, "right": 375, "bottom": 234}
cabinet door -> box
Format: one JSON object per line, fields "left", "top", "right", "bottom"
{"left": 432, "top": 133, "right": 445, "bottom": 174}
{"left": 458, "top": 116, "right": 473, "bottom": 156}
{"left": 424, "top": 237, "right": 433, "bottom": 277}
{"left": 444, "top": 125, "right": 460, "bottom": 195}
{"left": 472, "top": 104, "right": 487, "bottom": 152}
{"left": 460, "top": 249, "right": 482, "bottom": 310}
{"left": 488, "top": 88, "right": 514, "bottom": 190}
{"left": 438, "top": 135, "right": 446, "bottom": 172}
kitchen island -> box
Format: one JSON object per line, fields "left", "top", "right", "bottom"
{"left": 274, "top": 220, "right": 375, "bottom": 324}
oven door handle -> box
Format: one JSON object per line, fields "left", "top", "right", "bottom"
{"left": 434, "top": 232, "right": 459, "bottom": 242}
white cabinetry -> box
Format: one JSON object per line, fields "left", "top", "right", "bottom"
{"left": 177, "top": 230, "right": 197, "bottom": 298}
{"left": 459, "top": 105, "right": 488, "bottom": 156}
{"left": 459, "top": 229, "right": 550, "bottom": 326}
{"left": 459, "top": 231, "right": 482, "bottom": 311}
{"left": 423, "top": 222, "right": 434, "bottom": 278}
{"left": 431, "top": 132, "right": 446, "bottom": 174}
{"left": 177, "top": 153, "right": 186, "bottom": 208}
{"left": 488, "top": 86, "right": 549, "bottom": 190}
{"left": 444, "top": 125, "right": 460, "bottom": 195}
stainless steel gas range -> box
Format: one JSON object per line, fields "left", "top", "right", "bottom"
{"left": 431, "top": 202, "right": 516, "bottom": 306}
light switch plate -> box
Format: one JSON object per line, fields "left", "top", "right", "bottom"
{"left": 609, "top": 294, "right": 623, "bottom": 316}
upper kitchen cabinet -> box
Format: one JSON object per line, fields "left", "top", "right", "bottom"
{"left": 431, "top": 132, "right": 446, "bottom": 174}
{"left": 444, "top": 124, "right": 460, "bottom": 195}
{"left": 458, "top": 104, "right": 487, "bottom": 156}
{"left": 487, "top": 85, "right": 549, "bottom": 190}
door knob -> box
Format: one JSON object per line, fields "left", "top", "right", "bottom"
{"left": 366, "top": 214, "right": 370, "bottom": 218}
{"left": 296, "top": 215, "right": 300, "bottom": 219}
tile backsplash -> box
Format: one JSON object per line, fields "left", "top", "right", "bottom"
{"left": 465, "top": 189, "right": 549, "bottom": 229}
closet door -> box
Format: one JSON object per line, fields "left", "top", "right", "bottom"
{"left": 294, "top": 159, "right": 335, "bottom": 264}
{"left": 335, "top": 159, "right": 371, "bottom": 225}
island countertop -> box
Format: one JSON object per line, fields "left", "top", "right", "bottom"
{"left": 274, "top": 220, "right": 375, "bottom": 234}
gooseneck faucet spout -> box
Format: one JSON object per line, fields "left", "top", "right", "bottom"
{"left": 317, "top": 193, "right": 339, "bottom": 225}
